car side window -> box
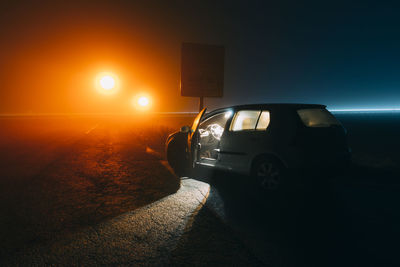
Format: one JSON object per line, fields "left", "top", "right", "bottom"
{"left": 198, "top": 111, "right": 233, "bottom": 159}
{"left": 297, "top": 108, "right": 340, "bottom": 127}
{"left": 256, "top": 111, "right": 270, "bottom": 130}
{"left": 230, "top": 110, "right": 271, "bottom": 131}
{"left": 199, "top": 111, "right": 232, "bottom": 140}
{"left": 230, "top": 110, "right": 260, "bottom": 131}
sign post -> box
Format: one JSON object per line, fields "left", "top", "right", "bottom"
{"left": 180, "top": 43, "right": 224, "bottom": 111}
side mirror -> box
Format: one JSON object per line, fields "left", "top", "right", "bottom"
{"left": 180, "top": 125, "right": 191, "bottom": 133}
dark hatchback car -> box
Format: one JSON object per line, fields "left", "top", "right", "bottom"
{"left": 166, "top": 104, "right": 351, "bottom": 190}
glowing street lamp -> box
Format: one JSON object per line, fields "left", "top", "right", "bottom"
{"left": 133, "top": 94, "right": 152, "bottom": 111}
{"left": 138, "top": 96, "right": 149, "bottom": 107}
{"left": 95, "top": 72, "right": 119, "bottom": 95}
{"left": 100, "top": 75, "right": 115, "bottom": 90}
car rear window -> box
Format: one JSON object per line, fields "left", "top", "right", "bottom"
{"left": 297, "top": 108, "right": 341, "bottom": 127}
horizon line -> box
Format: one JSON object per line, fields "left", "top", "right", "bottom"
{"left": 1, "top": 108, "right": 400, "bottom": 116}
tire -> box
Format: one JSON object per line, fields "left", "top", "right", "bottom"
{"left": 251, "top": 156, "right": 286, "bottom": 192}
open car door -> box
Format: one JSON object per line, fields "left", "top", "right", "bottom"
{"left": 188, "top": 108, "right": 207, "bottom": 166}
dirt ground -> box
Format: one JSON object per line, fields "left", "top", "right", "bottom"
{"left": 0, "top": 116, "right": 187, "bottom": 258}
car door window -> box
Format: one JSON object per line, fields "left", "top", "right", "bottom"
{"left": 230, "top": 110, "right": 260, "bottom": 131}
{"left": 230, "top": 110, "right": 271, "bottom": 131}
{"left": 198, "top": 111, "right": 232, "bottom": 159}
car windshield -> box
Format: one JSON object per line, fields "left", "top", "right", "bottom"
{"left": 297, "top": 108, "right": 341, "bottom": 127}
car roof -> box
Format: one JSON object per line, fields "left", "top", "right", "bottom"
{"left": 206, "top": 103, "right": 326, "bottom": 117}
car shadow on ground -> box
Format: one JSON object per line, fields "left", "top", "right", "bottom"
{"left": 174, "top": 163, "right": 400, "bottom": 267}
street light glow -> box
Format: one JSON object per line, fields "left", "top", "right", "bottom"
{"left": 133, "top": 93, "right": 152, "bottom": 111}
{"left": 138, "top": 96, "right": 149, "bottom": 107}
{"left": 95, "top": 72, "right": 120, "bottom": 95}
{"left": 99, "top": 75, "right": 115, "bottom": 90}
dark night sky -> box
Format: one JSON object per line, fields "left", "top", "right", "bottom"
{"left": 1, "top": 0, "right": 400, "bottom": 113}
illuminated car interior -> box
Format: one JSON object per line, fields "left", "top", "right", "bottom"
{"left": 198, "top": 111, "right": 232, "bottom": 160}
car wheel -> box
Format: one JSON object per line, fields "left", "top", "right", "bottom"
{"left": 252, "top": 157, "right": 285, "bottom": 191}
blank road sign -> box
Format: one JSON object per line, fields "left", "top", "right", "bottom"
{"left": 181, "top": 43, "right": 224, "bottom": 97}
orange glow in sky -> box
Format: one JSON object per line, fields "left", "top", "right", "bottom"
{"left": 0, "top": 2, "right": 201, "bottom": 114}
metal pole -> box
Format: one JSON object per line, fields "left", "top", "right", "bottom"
{"left": 199, "top": 96, "right": 204, "bottom": 111}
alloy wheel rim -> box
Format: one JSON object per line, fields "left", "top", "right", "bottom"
{"left": 257, "top": 162, "right": 280, "bottom": 190}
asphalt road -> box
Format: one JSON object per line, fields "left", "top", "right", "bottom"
{"left": 1, "top": 116, "right": 400, "bottom": 266}
{"left": 0, "top": 116, "right": 263, "bottom": 266}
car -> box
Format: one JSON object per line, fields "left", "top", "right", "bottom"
{"left": 166, "top": 103, "right": 351, "bottom": 191}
